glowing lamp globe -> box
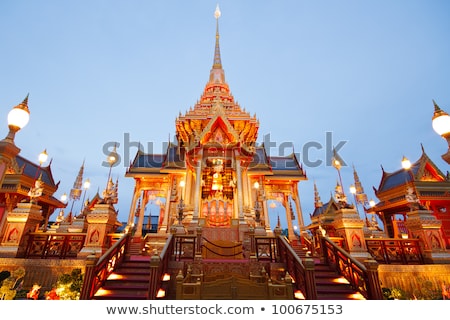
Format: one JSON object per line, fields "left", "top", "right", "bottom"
{"left": 432, "top": 111, "right": 450, "bottom": 137}
{"left": 7, "top": 105, "right": 30, "bottom": 130}
{"left": 38, "top": 149, "right": 48, "bottom": 165}
{"left": 401, "top": 156, "right": 411, "bottom": 170}
{"left": 84, "top": 179, "right": 91, "bottom": 190}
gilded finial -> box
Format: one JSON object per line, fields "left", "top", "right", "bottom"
{"left": 214, "top": 4, "right": 221, "bottom": 19}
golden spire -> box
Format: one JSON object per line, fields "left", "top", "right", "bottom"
{"left": 313, "top": 181, "right": 323, "bottom": 208}
{"left": 213, "top": 4, "right": 222, "bottom": 69}
{"left": 353, "top": 165, "right": 368, "bottom": 205}
{"left": 209, "top": 4, "right": 225, "bottom": 83}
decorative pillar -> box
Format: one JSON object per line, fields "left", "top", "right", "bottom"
{"left": 262, "top": 195, "right": 272, "bottom": 235}
{"left": 284, "top": 194, "right": 296, "bottom": 241}
{"left": 79, "top": 253, "right": 98, "bottom": 300}
{"left": 406, "top": 209, "right": 450, "bottom": 263}
{"left": 193, "top": 150, "right": 203, "bottom": 225}
{"left": 0, "top": 202, "right": 42, "bottom": 257}
{"left": 0, "top": 96, "right": 30, "bottom": 239}
{"left": 78, "top": 203, "right": 119, "bottom": 257}
{"left": 234, "top": 151, "right": 245, "bottom": 223}
{"left": 332, "top": 207, "right": 371, "bottom": 261}
{"left": 134, "top": 191, "right": 147, "bottom": 238}
{"left": 363, "top": 259, "right": 383, "bottom": 300}
{"left": 160, "top": 176, "right": 173, "bottom": 233}
{"left": 0, "top": 142, "right": 21, "bottom": 241}
{"left": 127, "top": 183, "right": 141, "bottom": 227}
{"left": 293, "top": 184, "right": 307, "bottom": 238}
{"left": 185, "top": 169, "right": 193, "bottom": 206}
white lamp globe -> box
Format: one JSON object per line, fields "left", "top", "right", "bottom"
{"left": 7, "top": 106, "right": 30, "bottom": 130}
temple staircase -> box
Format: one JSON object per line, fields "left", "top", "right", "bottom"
{"left": 290, "top": 241, "right": 364, "bottom": 300}
{"left": 93, "top": 254, "right": 151, "bottom": 300}
{"left": 91, "top": 235, "right": 365, "bottom": 300}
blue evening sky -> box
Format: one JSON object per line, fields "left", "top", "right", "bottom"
{"left": 1, "top": 1, "right": 449, "bottom": 227}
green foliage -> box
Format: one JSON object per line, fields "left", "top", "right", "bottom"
{"left": 383, "top": 278, "right": 444, "bottom": 300}
{"left": 382, "top": 286, "right": 408, "bottom": 300}
{"left": 53, "top": 268, "right": 83, "bottom": 300}
{"left": 0, "top": 267, "right": 25, "bottom": 300}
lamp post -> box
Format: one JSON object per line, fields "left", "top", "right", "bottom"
{"left": 4, "top": 96, "right": 30, "bottom": 144}
{"left": 103, "top": 145, "right": 119, "bottom": 203}
{"left": 28, "top": 149, "right": 48, "bottom": 204}
{"left": 33, "top": 149, "right": 48, "bottom": 180}
{"left": 106, "top": 147, "right": 118, "bottom": 183}
{"left": 432, "top": 100, "right": 450, "bottom": 164}
{"left": 0, "top": 97, "right": 30, "bottom": 237}
{"left": 0, "top": 96, "right": 30, "bottom": 186}
{"left": 80, "top": 178, "right": 91, "bottom": 215}
{"left": 401, "top": 156, "right": 411, "bottom": 170}
{"left": 349, "top": 184, "right": 361, "bottom": 217}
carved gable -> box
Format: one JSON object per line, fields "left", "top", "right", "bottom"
{"left": 418, "top": 162, "right": 445, "bottom": 182}
{"left": 199, "top": 114, "right": 239, "bottom": 145}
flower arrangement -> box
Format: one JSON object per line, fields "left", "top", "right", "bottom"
{"left": 45, "top": 268, "right": 83, "bottom": 300}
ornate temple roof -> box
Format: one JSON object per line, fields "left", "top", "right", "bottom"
{"left": 175, "top": 5, "right": 259, "bottom": 150}
{"left": 0, "top": 154, "right": 64, "bottom": 208}
{"left": 374, "top": 148, "right": 447, "bottom": 195}
{"left": 15, "top": 155, "right": 59, "bottom": 188}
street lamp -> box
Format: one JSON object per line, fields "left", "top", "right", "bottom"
{"left": 106, "top": 146, "right": 119, "bottom": 183}
{"left": 432, "top": 100, "right": 450, "bottom": 164}
{"left": 401, "top": 156, "right": 411, "bottom": 170}
{"left": 38, "top": 149, "right": 48, "bottom": 165}
{"left": 80, "top": 178, "right": 91, "bottom": 214}
{"left": 4, "top": 96, "right": 30, "bottom": 143}
{"left": 349, "top": 184, "right": 361, "bottom": 218}
{"left": 34, "top": 149, "right": 48, "bottom": 180}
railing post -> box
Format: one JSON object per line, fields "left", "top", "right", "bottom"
{"left": 176, "top": 270, "right": 184, "bottom": 300}
{"left": 363, "top": 258, "right": 383, "bottom": 300}
{"left": 148, "top": 252, "right": 162, "bottom": 299}
{"left": 304, "top": 257, "right": 317, "bottom": 300}
{"left": 284, "top": 272, "right": 294, "bottom": 299}
{"left": 80, "top": 253, "right": 98, "bottom": 300}
{"left": 196, "top": 226, "right": 202, "bottom": 258}
{"left": 319, "top": 234, "right": 327, "bottom": 264}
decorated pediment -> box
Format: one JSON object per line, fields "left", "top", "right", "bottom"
{"left": 199, "top": 113, "right": 239, "bottom": 145}
{"left": 417, "top": 162, "right": 446, "bottom": 182}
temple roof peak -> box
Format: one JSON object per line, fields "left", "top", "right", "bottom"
{"left": 209, "top": 4, "right": 225, "bottom": 84}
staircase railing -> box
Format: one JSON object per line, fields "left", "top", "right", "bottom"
{"left": 365, "top": 238, "right": 424, "bottom": 264}
{"left": 24, "top": 232, "right": 86, "bottom": 259}
{"left": 173, "top": 234, "right": 196, "bottom": 261}
{"left": 275, "top": 236, "right": 318, "bottom": 299}
{"left": 320, "top": 234, "right": 383, "bottom": 300}
{"left": 80, "top": 232, "right": 130, "bottom": 300}
{"left": 148, "top": 234, "right": 174, "bottom": 299}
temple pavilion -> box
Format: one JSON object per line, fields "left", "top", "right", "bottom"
{"left": 125, "top": 6, "right": 306, "bottom": 244}
{"left": 2, "top": 5, "right": 450, "bottom": 301}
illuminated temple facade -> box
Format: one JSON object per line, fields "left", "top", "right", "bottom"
{"left": 125, "top": 9, "right": 306, "bottom": 242}
{"left": 2, "top": 6, "right": 450, "bottom": 301}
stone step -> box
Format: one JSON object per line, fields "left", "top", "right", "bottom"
{"left": 94, "top": 288, "right": 148, "bottom": 300}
